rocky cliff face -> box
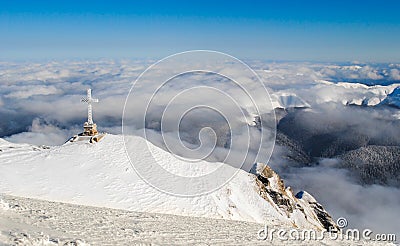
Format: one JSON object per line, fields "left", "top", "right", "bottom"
{"left": 250, "top": 162, "right": 338, "bottom": 231}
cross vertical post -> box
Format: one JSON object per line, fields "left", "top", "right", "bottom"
{"left": 81, "top": 89, "right": 99, "bottom": 136}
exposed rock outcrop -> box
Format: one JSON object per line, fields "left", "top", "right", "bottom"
{"left": 250, "top": 163, "right": 338, "bottom": 231}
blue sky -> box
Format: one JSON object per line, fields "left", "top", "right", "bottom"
{"left": 1, "top": 0, "right": 400, "bottom": 61}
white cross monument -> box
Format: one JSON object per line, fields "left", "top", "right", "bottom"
{"left": 81, "top": 88, "right": 99, "bottom": 136}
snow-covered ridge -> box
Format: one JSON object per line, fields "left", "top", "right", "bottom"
{"left": 326, "top": 65, "right": 363, "bottom": 70}
{"left": 269, "top": 81, "right": 400, "bottom": 109}
{"left": 381, "top": 87, "right": 400, "bottom": 108}
{"left": 0, "top": 134, "right": 335, "bottom": 231}
{"left": 0, "top": 138, "right": 16, "bottom": 147}
{"left": 279, "top": 80, "right": 400, "bottom": 107}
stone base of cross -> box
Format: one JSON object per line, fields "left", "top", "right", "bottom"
{"left": 82, "top": 122, "right": 98, "bottom": 136}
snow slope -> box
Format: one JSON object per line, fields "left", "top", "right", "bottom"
{"left": 0, "top": 195, "right": 390, "bottom": 245}
{"left": 0, "top": 134, "right": 332, "bottom": 231}
{"left": 381, "top": 86, "right": 400, "bottom": 108}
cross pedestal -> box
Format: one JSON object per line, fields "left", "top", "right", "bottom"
{"left": 83, "top": 122, "right": 98, "bottom": 136}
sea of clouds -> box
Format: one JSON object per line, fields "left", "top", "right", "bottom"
{"left": 0, "top": 59, "right": 399, "bottom": 235}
